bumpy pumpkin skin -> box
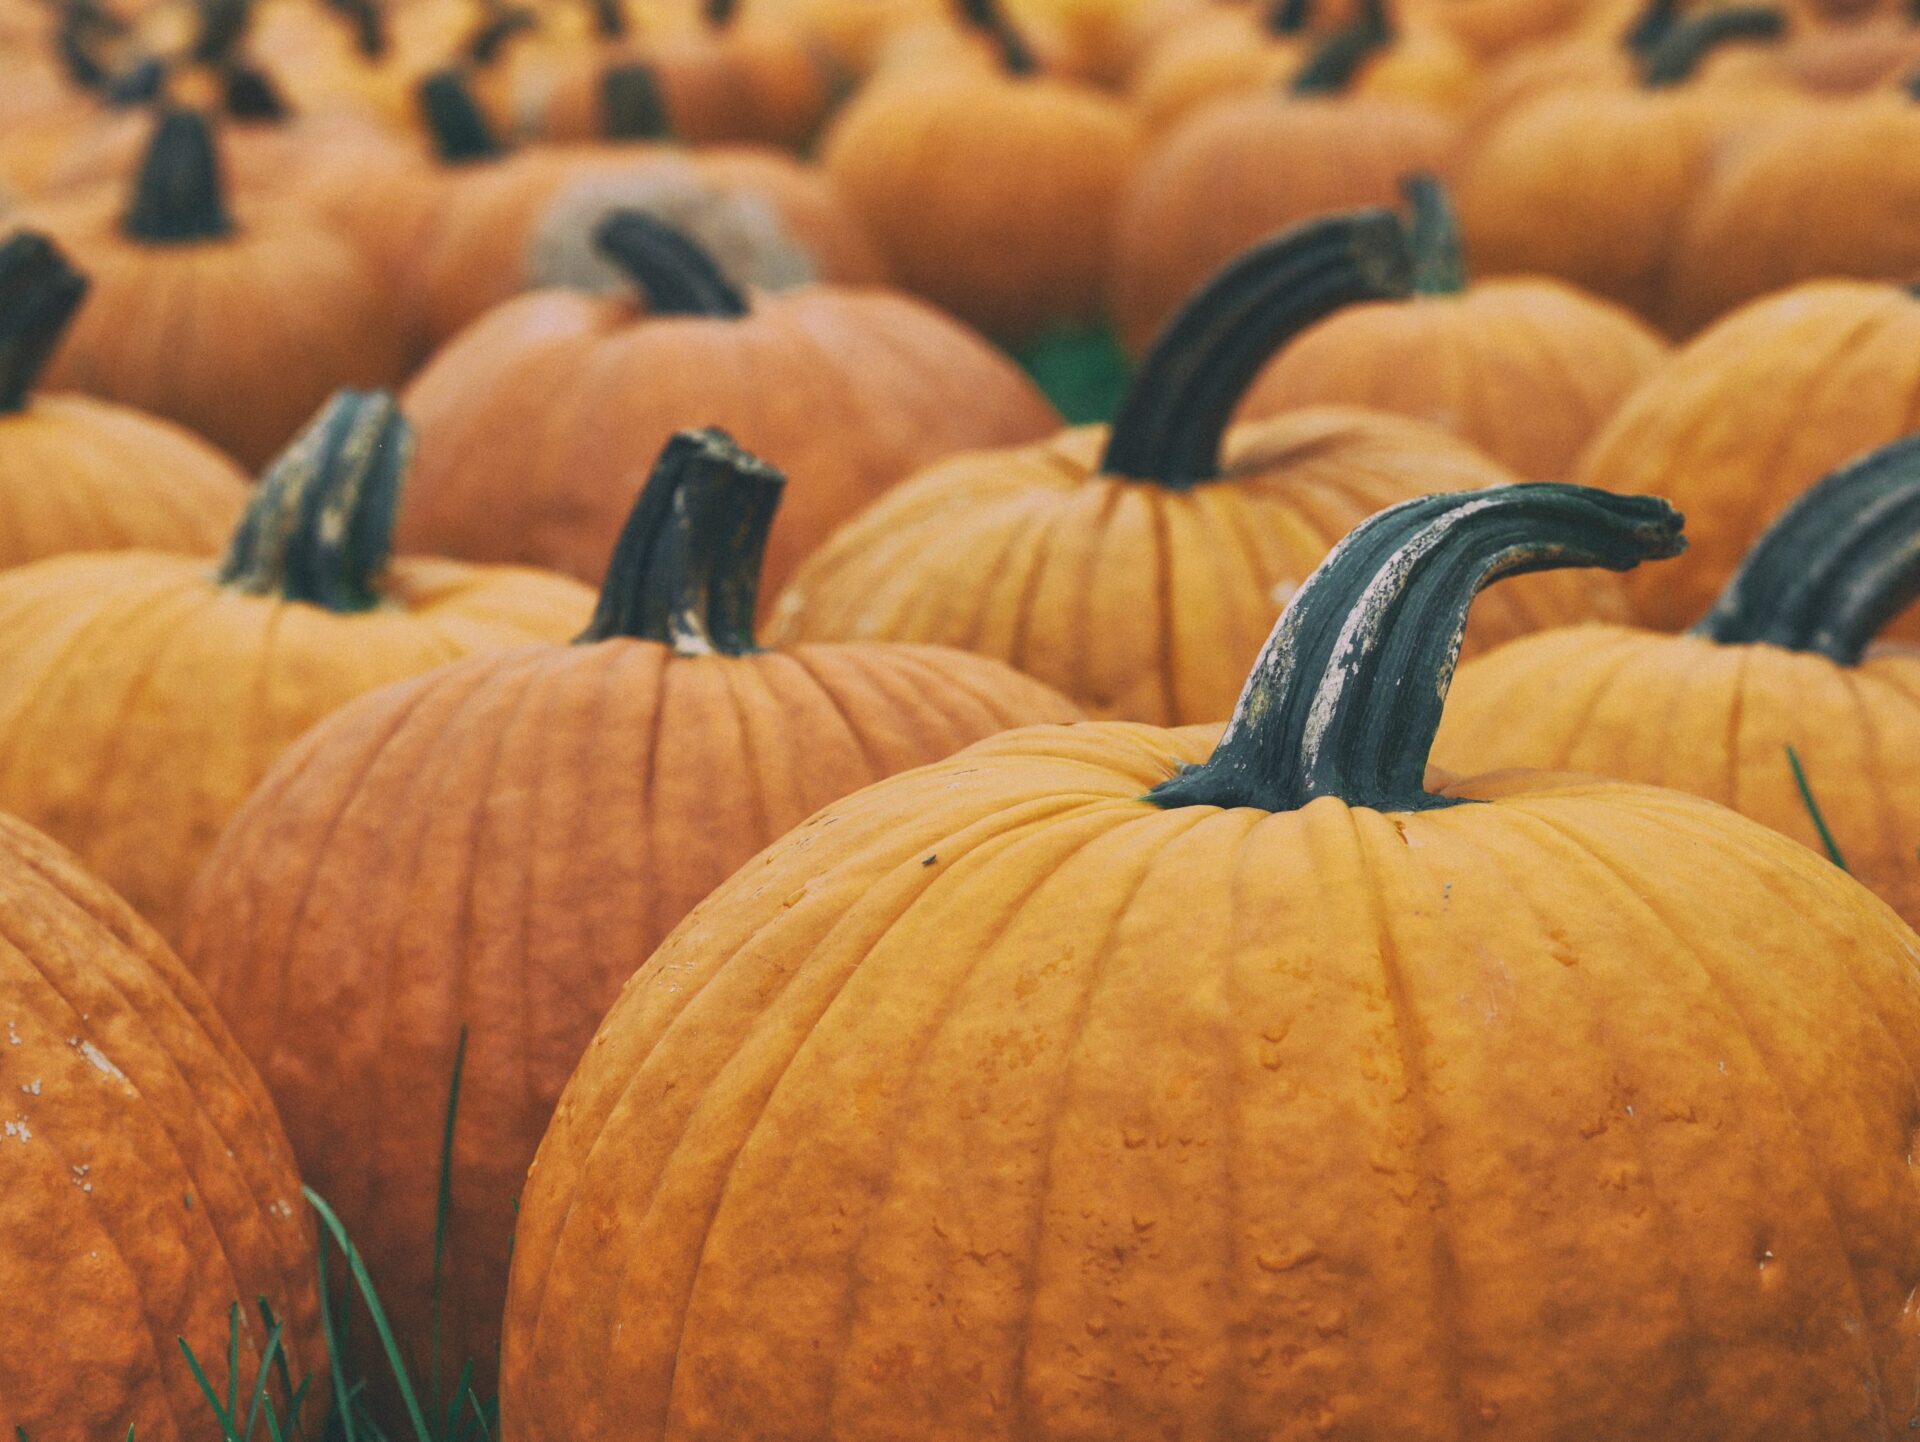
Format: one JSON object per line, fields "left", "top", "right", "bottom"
{"left": 768, "top": 409, "right": 1627, "bottom": 723}
{"left": 0, "top": 552, "right": 592, "bottom": 940}
{"left": 1239, "top": 278, "right": 1668, "bottom": 480}
{"left": 0, "top": 813, "right": 322, "bottom": 1442}
{"left": 399, "top": 288, "right": 1059, "bottom": 593}
{"left": 502, "top": 720, "right": 1920, "bottom": 1440}
{"left": 1574, "top": 281, "right": 1920, "bottom": 631}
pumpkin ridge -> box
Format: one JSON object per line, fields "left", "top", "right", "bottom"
{"left": 1832, "top": 662, "right": 1900, "bottom": 877}
{"left": 780, "top": 648, "right": 897, "bottom": 777}
{"left": 998, "top": 495, "right": 1078, "bottom": 686}
{"left": 1069, "top": 481, "right": 1129, "bottom": 709}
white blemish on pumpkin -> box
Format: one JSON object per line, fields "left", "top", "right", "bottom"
{"left": 19, "top": 1079, "right": 39, "bottom": 1096}
{"left": 4, "top": 1117, "right": 30, "bottom": 1143}
{"left": 5, "top": 1020, "right": 19, "bottom": 1045}
{"left": 271, "top": 1199, "right": 295, "bottom": 1219}
{"left": 74, "top": 1040, "right": 127, "bottom": 1085}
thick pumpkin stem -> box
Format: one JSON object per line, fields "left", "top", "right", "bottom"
{"left": 578, "top": 428, "right": 785, "bottom": 653}
{"left": 956, "top": 0, "right": 1038, "bottom": 74}
{"left": 1402, "top": 173, "right": 1464, "bottom": 296}
{"left": 1290, "top": 0, "right": 1388, "bottom": 93}
{"left": 1100, "top": 211, "right": 1412, "bottom": 487}
{"left": 418, "top": 69, "right": 507, "bottom": 162}
{"left": 0, "top": 234, "right": 89, "bottom": 415}
{"left": 1264, "top": 0, "right": 1311, "bottom": 36}
{"left": 602, "top": 63, "right": 672, "bottom": 140}
{"left": 218, "top": 391, "right": 410, "bottom": 612}
{"left": 326, "top": 0, "right": 387, "bottom": 58}
{"left": 594, "top": 211, "right": 750, "bottom": 316}
{"left": 223, "top": 62, "right": 290, "bottom": 121}
{"left": 1151, "top": 487, "right": 1685, "bottom": 815}
{"left": 123, "top": 109, "right": 234, "bottom": 244}
{"left": 705, "top": 0, "right": 739, "bottom": 28}
{"left": 1622, "top": 0, "right": 1680, "bottom": 55}
{"left": 191, "top": 0, "right": 251, "bottom": 64}
{"left": 107, "top": 57, "right": 167, "bottom": 106}
{"left": 1694, "top": 435, "right": 1920, "bottom": 665}
{"left": 1640, "top": 6, "right": 1784, "bottom": 86}
{"left": 590, "top": 0, "right": 626, "bottom": 37}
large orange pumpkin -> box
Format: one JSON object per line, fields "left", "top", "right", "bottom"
{"left": 0, "top": 228, "right": 245, "bottom": 568}
{"left": 179, "top": 427, "right": 1081, "bottom": 1401}
{"left": 0, "top": 390, "right": 591, "bottom": 941}
{"left": 400, "top": 211, "right": 1057, "bottom": 593}
{"left": 1438, "top": 433, "right": 1920, "bottom": 929}
{"left": 0, "top": 812, "right": 322, "bottom": 1442}
{"left": 1240, "top": 175, "right": 1668, "bottom": 479}
{"left": 773, "top": 211, "right": 1626, "bottom": 722}
{"left": 1573, "top": 278, "right": 1920, "bottom": 630}
{"left": 508, "top": 481, "right": 1920, "bottom": 1439}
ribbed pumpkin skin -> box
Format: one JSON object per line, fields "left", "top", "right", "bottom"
{"left": 1239, "top": 279, "right": 1669, "bottom": 480}
{"left": 0, "top": 814, "right": 322, "bottom": 1442}
{"left": 0, "top": 395, "right": 247, "bottom": 569}
{"left": 768, "top": 409, "right": 1626, "bottom": 723}
{"left": 1436, "top": 626, "right": 1920, "bottom": 926}
{"left": 1574, "top": 282, "right": 1920, "bottom": 631}
{"left": 179, "top": 638, "right": 1080, "bottom": 1392}
{"left": 502, "top": 722, "right": 1920, "bottom": 1440}
{"left": 0, "top": 553, "right": 592, "bottom": 940}
{"left": 399, "top": 288, "right": 1059, "bottom": 593}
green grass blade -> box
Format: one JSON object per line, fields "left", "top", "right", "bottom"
{"left": 466, "top": 1388, "right": 494, "bottom": 1442}
{"left": 177, "top": 1334, "right": 239, "bottom": 1441}
{"left": 239, "top": 1316, "right": 287, "bottom": 1442}
{"left": 1787, "top": 744, "right": 1848, "bottom": 871}
{"left": 315, "top": 1219, "right": 361, "bottom": 1442}
{"left": 305, "top": 1186, "right": 436, "bottom": 1442}
{"left": 431, "top": 1026, "right": 470, "bottom": 1410}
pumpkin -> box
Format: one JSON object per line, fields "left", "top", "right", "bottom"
{"left": 819, "top": 0, "right": 1144, "bottom": 343}
{"left": 16, "top": 108, "right": 409, "bottom": 468}
{"left": 509, "top": 481, "right": 1920, "bottom": 1439}
{"left": 1573, "top": 278, "right": 1920, "bottom": 631}
{"left": 400, "top": 211, "right": 1057, "bottom": 594}
{"left": 1438, "top": 434, "right": 1920, "bottom": 931}
{"left": 0, "top": 229, "right": 246, "bottom": 569}
{"left": 0, "top": 812, "right": 322, "bottom": 1442}
{"left": 1239, "top": 175, "right": 1668, "bottom": 480}
{"left": 1126, "top": 0, "right": 1327, "bottom": 132}
{"left": 1108, "top": 49, "right": 1460, "bottom": 354}
{"left": 179, "top": 427, "right": 1081, "bottom": 1399}
{"left": 771, "top": 211, "right": 1627, "bottom": 723}
{"left": 0, "top": 390, "right": 592, "bottom": 942}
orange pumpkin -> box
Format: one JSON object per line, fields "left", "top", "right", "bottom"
{"left": 0, "top": 813, "right": 323, "bottom": 1442}
{"left": 1240, "top": 175, "right": 1668, "bottom": 479}
{"left": 0, "top": 390, "right": 591, "bottom": 941}
{"left": 400, "top": 212, "right": 1057, "bottom": 594}
{"left": 772, "top": 211, "right": 1627, "bottom": 722}
{"left": 0, "top": 229, "right": 245, "bottom": 568}
{"left": 509, "top": 482, "right": 1920, "bottom": 1440}
{"left": 180, "top": 427, "right": 1081, "bottom": 1400}
{"left": 1126, "top": 0, "right": 1328, "bottom": 131}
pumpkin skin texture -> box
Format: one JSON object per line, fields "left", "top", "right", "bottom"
{"left": 509, "top": 485, "right": 1920, "bottom": 1440}
{"left": 180, "top": 430, "right": 1081, "bottom": 1399}
{"left": 400, "top": 213, "right": 1058, "bottom": 595}
{"left": 0, "top": 812, "right": 322, "bottom": 1442}
{"left": 0, "top": 392, "right": 592, "bottom": 942}
{"left": 0, "top": 231, "right": 247, "bottom": 568}
{"left": 1573, "top": 280, "right": 1920, "bottom": 632}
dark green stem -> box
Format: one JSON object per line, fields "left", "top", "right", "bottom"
{"left": 1264, "top": 0, "right": 1311, "bottom": 37}
{"left": 705, "top": 0, "right": 739, "bottom": 27}
{"left": 123, "top": 110, "right": 234, "bottom": 245}
{"left": 417, "top": 69, "right": 506, "bottom": 163}
{"left": 594, "top": 212, "right": 749, "bottom": 316}
{"left": 1150, "top": 487, "right": 1686, "bottom": 814}
{"left": 590, "top": 0, "right": 626, "bottom": 37}
{"left": 467, "top": 3, "right": 538, "bottom": 63}
{"left": 0, "top": 234, "right": 89, "bottom": 415}
{"left": 1290, "top": 0, "right": 1388, "bottom": 93}
{"left": 578, "top": 429, "right": 785, "bottom": 652}
{"left": 1100, "top": 210, "right": 1412, "bottom": 487}
{"left": 325, "top": 0, "right": 387, "bottom": 58}
{"left": 1621, "top": 0, "right": 1679, "bottom": 55}
{"left": 602, "top": 64, "right": 673, "bottom": 141}
{"left": 191, "top": 0, "right": 251, "bottom": 64}
{"left": 1402, "top": 173, "right": 1464, "bottom": 296}
{"left": 223, "top": 62, "right": 291, "bottom": 121}
{"left": 956, "top": 0, "right": 1037, "bottom": 74}
{"left": 106, "top": 57, "right": 167, "bottom": 105}
{"left": 218, "top": 391, "right": 410, "bottom": 612}
{"left": 1640, "top": 6, "right": 1784, "bottom": 86}
{"left": 1694, "top": 434, "right": 1920, "bottom": 665}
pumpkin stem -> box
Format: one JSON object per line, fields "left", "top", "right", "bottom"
{"left": 191, "top": 0, "right": 252, "bottom": 64}
{"left": 418, "top": 68, "right": 507, "bottom": 162}
{"left": 123, "top": 109, "right": 234, "bottom": 244}
{"left": 1639, "top": 6, "right": 1784, "bottom": 86}
{"left": 1402, "top": 173, "right": 1464, "bottom": 296}
{"left": 467, "top": 2, "right": 538, "bottom": 64}
{"left": 1693, "top": 435, "right": 1920, "bottom": 666}
{"left": 578, "top": 428, "right": 785, "bottom": 653}
{"left": 1100, "top": 211, "right": 1412, "bottom": 487}
{"left": 594, "top": 211, "right": 750, "bottom": 316}
{"left": 217, "top": 391, "right": 410, "bottom": 612}
{"left": 705, "top": 0, "right": 739, "bottom": 28}
{"left": 590, "top": 0, "right": 626, "bottom": 37}
{"left": 1150, "top": 486, "right": 1686, "bottom": 815}
{"left": 0, "top": 233, "right": 89, "bottom": 415}
{"left": 223, "top": 61, "right": 291, "bottom": 121}
{"left": 1264, "top": 0, "right": 1311, "bottom": 37}
{"left": 1621, "top": 0, "right": 1680, "bottom": 55}
{"left": 54, "top": 0, "right": 125, "bottom": 91}
{"left": 955, "top": 0, "right": 1038, "bottom": 74}
{"left": 602, "top": 63, "right": 673, "bottom": 140}
{"left": 1290, "top": 0, "right": 1388, "bottom": 93}
{"left": 106, "top": 56, "right": 167, "bottom": 106}
{"left": 326, "top": 0, "right": 387, "bottom": 58}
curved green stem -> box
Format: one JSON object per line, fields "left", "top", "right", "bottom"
{"left": 0, "top": 233, "right": 89, "bottom": 415}
{"left": 578, "top": 428, "right": 785, "bottom": 653}
{"left": 1265, "top": 0, "right": 1311, "bottom": 36}
{"left": 123, "top": 109, "right": 234, "bottom": 244}
{"left": 1290, "top": 0, "right": 1388, "bottom": 93}
{"left": 325, "top": 0, "right": 387, "bottom": 58}
{"left": 1694, "top": 434, "right": 1920, "bottom": 665}
{"left": 1640, "top": 6, "right": 1784, "bottom": 86}
{"left": 466, "top": 2, "right": 537, "bottom": 63}
{"left": 417, "top": 69, "right": 507, "bottom": 163}
{"left": 602, "top": 63, "right": 672, "bottom": 141}
{"left": 1621, "top": 0, "right": 1679, "bottom": 55}
{"left": 1100, "top": 210, "right": 1412, "bottom": 487}
{"left": 955, "top": 0, "right": 1037, "bottom": 74}
{"left": 594, "top": 212, "right": 749, "bottom": 316}
{"left": 1402, "top": 173, "right": 1464, "bottom": 296}
{"left": 1151, "top": 486, "right": 1686, "bottom": 814}
{"left": 218, "top": 391, "right": 411, "bottom": 613}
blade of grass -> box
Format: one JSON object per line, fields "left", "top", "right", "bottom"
{"left": 315, "top": 1219, "right": 362, "bottom": 1442}
{"left": 431, "top": 1026, "right": 470, "bottom": 1411}
{"left": 1787, "top": 744, "right": 1848, "bottom": 871}
{"left": 178, "top": 1330, "right": 239, "bottom": 1440}
{"left": 305, "top": 1186, "right": 436, "bottom": 1442}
